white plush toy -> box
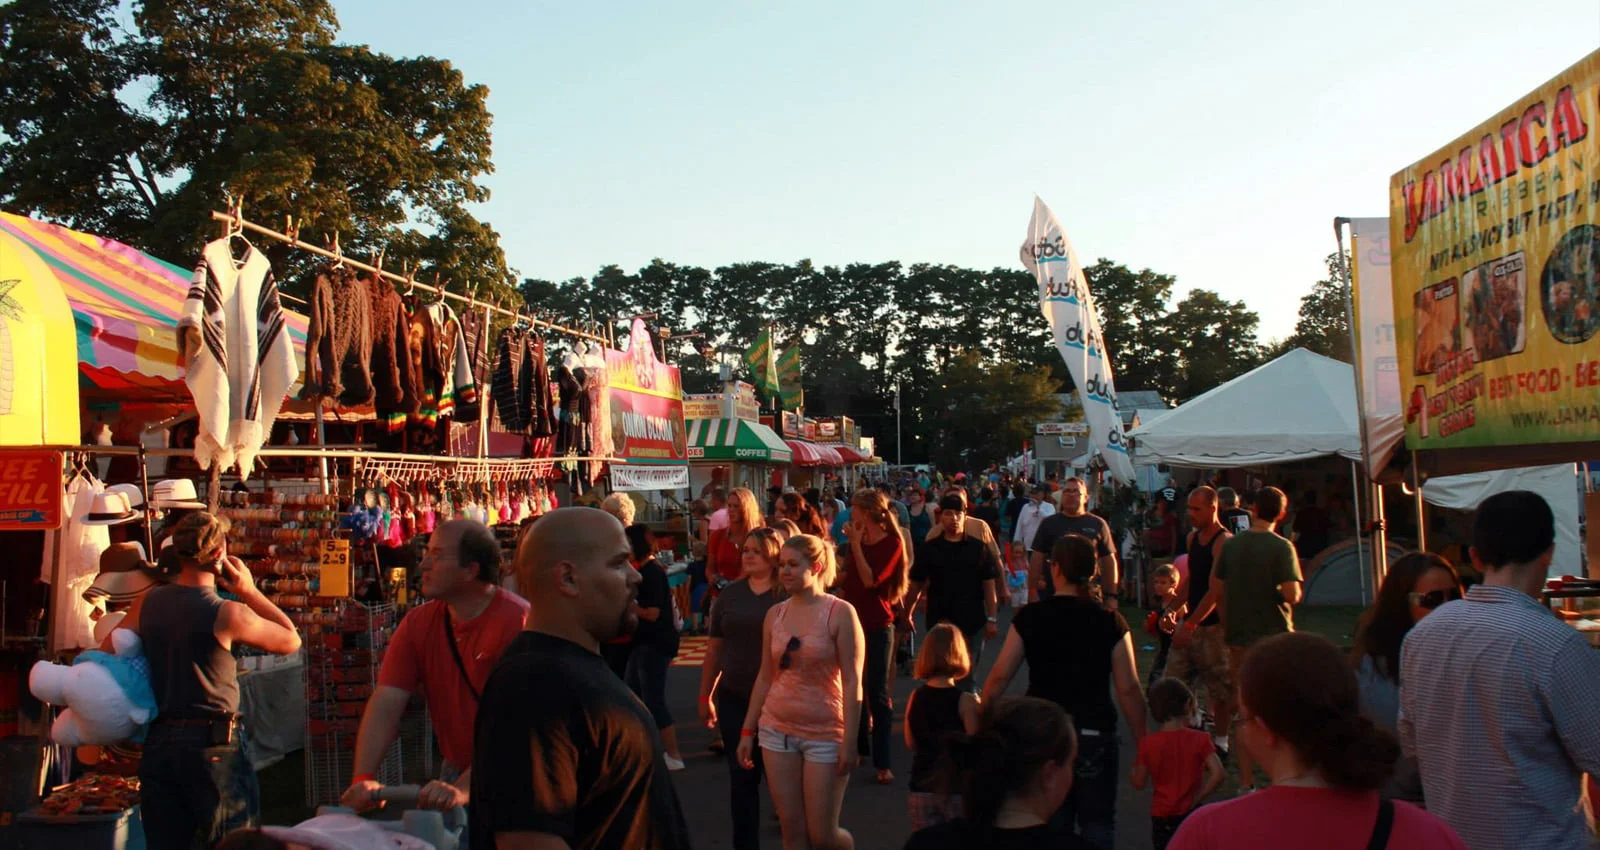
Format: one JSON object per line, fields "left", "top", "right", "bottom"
{"left": 29, "top": 629, "right": 157, "bottom": 746}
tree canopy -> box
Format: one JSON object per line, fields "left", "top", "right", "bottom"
{"left": 0, "top": 0, "right": 514, "bottom": 300}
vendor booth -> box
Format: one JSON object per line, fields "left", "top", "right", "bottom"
{"left": 687, "top": 416, "right": 790, "bottom": 493}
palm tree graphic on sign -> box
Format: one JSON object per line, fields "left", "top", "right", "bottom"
{"left": 0, "top": 279, "right": 20, "bottom": 414}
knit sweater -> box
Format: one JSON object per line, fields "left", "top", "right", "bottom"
{"left": 365, "top": 273, "right": 417, "bottom": 433}
{"left": 300, "top": 265, "right": 374, "bottom": 407}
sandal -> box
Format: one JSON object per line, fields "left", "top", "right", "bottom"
{"left": 875, "top": 769, "right": 894, "bottom": 785}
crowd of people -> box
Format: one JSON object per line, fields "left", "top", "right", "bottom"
{"left": 123, "top": 466, "right": 1596, "bottom": 850}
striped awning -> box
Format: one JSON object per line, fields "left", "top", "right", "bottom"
{"left": 0, "top": 212, "right": 309, "bottom": 397}
{"left": 786, "top": 440, "right": 847, "bottom": 466}
{"left": 823, "top": 443, "right": 869, "bottom": 464}
{"left": 687, "top": 418, "right": 791, "bottom": 463}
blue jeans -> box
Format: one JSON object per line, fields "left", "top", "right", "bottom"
{"left": 625, "top": 643, "right": 674, "bottom": 728}
{"left": 139, "top": 720, "right": 259, "bottom": 849}
{"left": 1052, "top": 729, "right": 1118, "bottom": 850}
{"left": 855, "top": 626, "right": 894, "bottom": 770}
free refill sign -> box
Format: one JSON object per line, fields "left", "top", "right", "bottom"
{"left": 0, "top": 450, "right": 62, "bottom": 530}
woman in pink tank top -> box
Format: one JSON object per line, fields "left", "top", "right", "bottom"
{"left": 737, "top": 534, "right": 865, "bottom": 850}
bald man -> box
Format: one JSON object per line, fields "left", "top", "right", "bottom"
{"left": 470, "top": 508, "right": 691, "bottom": 850}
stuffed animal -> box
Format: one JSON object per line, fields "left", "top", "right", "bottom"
{"left": 29, "top": 629, "right": 157, "bottom": 746}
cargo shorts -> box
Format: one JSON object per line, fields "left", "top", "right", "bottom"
{"left": 1164, "top": 623, "right": 1234, "bottom": 707}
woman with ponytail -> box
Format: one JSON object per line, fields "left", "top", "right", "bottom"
{"left": 903, "top": 696, "right": 1093, "bottom": 849}
{"left": 838, "top": 488, "right": 911, "bottom": 784}
{"left": 774, "top": 492, "right": 829, "bottom": 539}
{"left": 737, "top": 534, "right": 864, "bottom": 850}
{"left": 1169, "top": 632, "right": 1466, "bottom": 850}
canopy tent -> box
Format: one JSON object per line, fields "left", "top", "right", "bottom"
{"left": 0, "top": 212, "right": 310, "bottom": 402}
{"left": 1128, "top": 348, "right": 1362, "bottom": 468}
{"left": 1423, "top": 464, "right": 1581, "bottom": 579}
{"left": 687, "top": 418, "right": 791, "bottom": 463}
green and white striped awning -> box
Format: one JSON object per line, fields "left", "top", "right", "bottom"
{"left": 686, "top": 418, "right": 792, "bottom": 463}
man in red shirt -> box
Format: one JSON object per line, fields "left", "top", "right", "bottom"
{"left": 341, "top": 519, "right": 529, "bottom": 812}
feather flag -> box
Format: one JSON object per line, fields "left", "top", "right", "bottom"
{"left": 777, "top": 345, "right": 804, "bottom": 410}
{"left": 743, "top": 328, "right": 779, "bottom": 398}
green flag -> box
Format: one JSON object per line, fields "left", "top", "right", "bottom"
{"left": 743, "top": 328, "right": 779, "bottom": 397}
{"left": 777, "top": 345, "right": 804, "bottom": 410}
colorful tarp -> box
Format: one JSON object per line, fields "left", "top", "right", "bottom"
{"left": 0, "top": 212, "right": 309, "bottom": 396}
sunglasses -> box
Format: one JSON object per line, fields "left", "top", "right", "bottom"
{"left": 779, "top": 636, "right": 801, "bottom": 670}
{"left": 1408, "top": 588, "right": 1462, "bottom": 610}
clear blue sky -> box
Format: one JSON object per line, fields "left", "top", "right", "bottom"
{"left": 335, "top": 0, "right": 1599, "bottom": 340}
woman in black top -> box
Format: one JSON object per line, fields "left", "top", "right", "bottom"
{"left": 981, "top": 535, "right": 1148, "bottom": 850}
{"left": 623, "top": 524, "right": 684, "bottom": 769}
{"left": 902, "top": 697, "right": 1095, "bottom": 850}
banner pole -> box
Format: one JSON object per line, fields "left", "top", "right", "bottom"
{"left": 1337, "top": 216, "right": 1387, "bottom": 592}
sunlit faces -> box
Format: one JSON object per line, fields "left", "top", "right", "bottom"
{"left": 1060, "top": 481, "right": 1085, "bottom": 514}
{"left": 777, "top": 549, "right": 818, "bottom": 593}
{"left": 419, "top": 525, "right": 471, "bottom": 600}
{"left": 1187, "top": 492, "right": 1215, "bottom": 528}
{"left": 1151, "top": 574, "right": 1176, "bottom": 601}
{"left": 579, "top": 530, "right": 642, "bottom": 642}
{"left": 940, "top": 508, "right": 965, "bottom": 537}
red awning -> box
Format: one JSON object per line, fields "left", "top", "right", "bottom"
{"left": 814, "top": 444, "right": 845, "bottom": 466}
{"left": 824, "top": 444, "right": 868, "bottom": 464}
{"left": 785, "top": 439, "right": 825, "bottom": 467}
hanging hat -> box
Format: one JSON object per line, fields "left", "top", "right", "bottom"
{"left": 83, "top": 542, "right": 159, "bottom": 604}
{"left": 151, "top": 478, "right": 206, "bottom": 509}
{"left": 105, "top": 483, "right": 147, "bottom": 512}
{"left": 81, "top": 491, "right": 141, "bottom": 526}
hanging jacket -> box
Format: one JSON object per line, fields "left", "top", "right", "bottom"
{"left": 300, "top": 264, "right": 374, "bottom": 407}
{"left": 365, "top": 273, "right": 416, "bottom": 433}
{"left": 178, "top": 238, "right": 298, "bottom": 477}
{"left": 458, "top": 309, "right": 492, "bottom": 424}
{"left": 426, "top": 301, "right": 478, "bottom": 423}
{"left": 528, "top": 334, "right": 555, "bottom": 438}
{"left": 405, "top": 298, "right": 443, "bottom": 427}
{"left": 492, "top": 328, "right": 528, "bottom": 433}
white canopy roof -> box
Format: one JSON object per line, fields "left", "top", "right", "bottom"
{"left": 1128, "top": 348, "right": 1361, "bottom": 468}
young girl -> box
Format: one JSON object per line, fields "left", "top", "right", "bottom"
{"left": 904, "top": 624, "right": 981, "bottom": 831}
{"left": 738, "top": 534, "right": 865, "bottom": 850}
{"left": 1133, "top": 678, "right": 1224, "bottom": 850}
{"left": 1145, "top": 563, "right": 1186, "bottom": 687}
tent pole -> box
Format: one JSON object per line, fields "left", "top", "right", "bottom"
{"left": 1351, "top": 459, "right": 1368, "bottom": 605}
{"left": 1412, "top": 453, "right": 1427, "bottom": 552}
{"left": 1334, "top": 216, "right": 1388, "bottom": 591}
{"left": 1372, "top": 482, "right": 1388, "bottom": 590}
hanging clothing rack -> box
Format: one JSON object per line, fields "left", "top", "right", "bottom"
{"left": 207, "top": 210, "right": 610, "bottom": 345}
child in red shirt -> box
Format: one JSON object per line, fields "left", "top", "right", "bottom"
{"left": 1133, "top": 677, "right": 1224, "bottom": 850}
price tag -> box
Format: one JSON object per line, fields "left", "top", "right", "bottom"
{"left": 320, "top": 538, "right": 352, "bottom": 598}
{"left": 390, "top": 567, "right": 409, "bottom": 607}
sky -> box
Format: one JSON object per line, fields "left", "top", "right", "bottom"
{"left": 332, "top": 0, "right": 1600, "bottom": 341}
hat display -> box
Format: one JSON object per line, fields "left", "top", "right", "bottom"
{"left": 80, "top": 491, "right": 140, "bottom": 526}
{"left": 105, "top": 483, "right": 146, "bottom": 511}
{"left": 84, "top": 542, "right": 159, "bottom": 604}
{"left": 151, "top": 478, "right": 206, "bottom": 510}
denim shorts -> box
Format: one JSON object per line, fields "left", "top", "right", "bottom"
{"left": 758, "top": 727, "right": 840, "bottom": 764}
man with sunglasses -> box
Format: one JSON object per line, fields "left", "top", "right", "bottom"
{"left": 1399, "top": 490, "right": 1600, "bottom": 850}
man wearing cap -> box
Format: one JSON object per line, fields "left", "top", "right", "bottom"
{"left": 342, "top": 519, "right": 529, "bottom": 815}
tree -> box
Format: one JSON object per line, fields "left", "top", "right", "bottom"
{"left": 920, "top": 351, "right": 1060, "bottom": 471}
{"left": 0, "top": 0, "right": 514, "bottom": 301}
{"left": 1083, "top": 259, "right": 1178, "bottom": 395}
{"left": 1274, "top": 252, "right": 1352, "bottom": 362}
{"left": 1162, "top": 289, "right": 1265, "bottom": 401}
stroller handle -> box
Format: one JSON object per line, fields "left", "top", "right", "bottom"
{"left": 373, "top": 784, "right": 423, "bottom": 805}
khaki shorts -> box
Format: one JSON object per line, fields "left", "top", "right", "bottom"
{"left": 1164, "top": 624, "right": 1234, "bottom": 706}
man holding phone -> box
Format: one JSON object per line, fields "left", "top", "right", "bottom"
{"left": 117, "top": 512, "right": 302, "bottom": 849}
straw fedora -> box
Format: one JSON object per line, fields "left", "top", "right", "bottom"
{"left": 151, "top": 479, "right": 206, "bottom": 510}
{"left": 80, "top": 491, "right": 140, "bottom": 526}
{"left": 105, "top": 483, "right": 146, "bottom": 512}
{"left": 83, "top": 542, "right": 159, "bottom": 604}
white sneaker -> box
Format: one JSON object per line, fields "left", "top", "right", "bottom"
{"left": 664, "top": 755, "right": 686, "bottom": 771}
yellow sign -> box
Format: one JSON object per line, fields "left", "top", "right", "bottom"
{"left": 1390, "top": 49, "right": 1600, "bottom": 451}
{"left": 319, "top": 538, "right": 352, "bottom": 598}
{"left": 0, "top": 233, "right": 81, "bottom": 446}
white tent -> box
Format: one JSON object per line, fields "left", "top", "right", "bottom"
{"left": 1423, "top": 464, "right": 1581, "bottom": 579}
{"left": 1128, "top": 348, "right": 1361, "bottom": 468}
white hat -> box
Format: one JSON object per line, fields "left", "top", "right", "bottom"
{"left": 80, "top": 491, "right": 140, "bottom": 526}
{"left": 105, "top": 483, "right": 146, "bottom": 511}
{"left": 151, "top": 479, "right": 206, "bottom": 509}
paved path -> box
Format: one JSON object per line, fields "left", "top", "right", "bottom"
{"left": 664, "top": 608, "right": 1161, "bottom": 850}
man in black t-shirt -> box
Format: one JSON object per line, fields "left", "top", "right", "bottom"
{"left": 1028, "top": 477, "right": 1118, "bottom": 607}
{"left": 906, "top": 495, "right": 1001, "bottom": 691}
{"left": 1217, "top": 486, "right": 1251, "bottom": 535}
{"left": 471, "top": 508, "right": 691, "bottom": 850}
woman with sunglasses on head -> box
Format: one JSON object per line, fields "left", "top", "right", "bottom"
{"left": 1169, "top": 632, "right": 1466, "bottom": 850}
{"left": 699, "top": 527, "right": 786, "bottom": 850}
{"left": 738, "top": 534, "right": 865, "bottom": 850}
{"left": 1351, "top": 552, "right": 1463, "bottom": 804}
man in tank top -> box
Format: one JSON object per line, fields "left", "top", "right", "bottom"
{"left": 118, "top": 512, "right": 302, "bottom": 849}
{"left": 1168, "top": 487, "right": 1234, "bottom": 754}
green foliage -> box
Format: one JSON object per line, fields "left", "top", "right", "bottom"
{"left": 1271, "top": 252, "right": 1352, "bottom": 363}
{"left": 0, "top": 0, "right": 513, "bottom": 301}
{"left": 920, "top": 352, "right": 1062, "bottom": 472}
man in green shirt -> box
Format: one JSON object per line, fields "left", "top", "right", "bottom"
{"left": 1182, "top": 485, "right": 1303, "bottom": 792}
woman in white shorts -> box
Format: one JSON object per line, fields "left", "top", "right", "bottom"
{"left": 737, "top": 533, "right": 865, "bottom": 850}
